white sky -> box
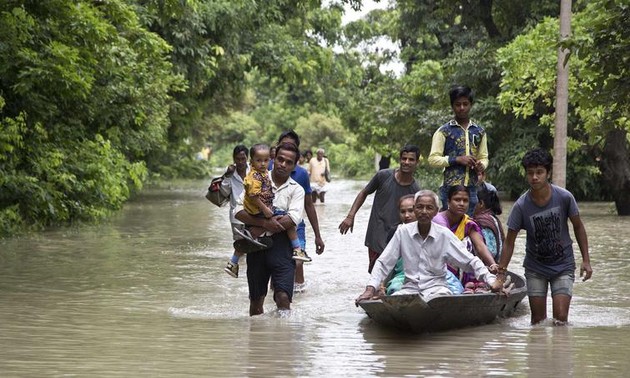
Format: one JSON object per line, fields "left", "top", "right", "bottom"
{"left": 340, "top": 0, "right": 389, "bottom": 24}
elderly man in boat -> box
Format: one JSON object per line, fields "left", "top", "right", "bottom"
{"left": 356, "top": 190, "right": 507, "bottom": 305}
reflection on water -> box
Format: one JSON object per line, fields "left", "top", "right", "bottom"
{"left": 0, "top": 180, "right": 629, "bottom": 376}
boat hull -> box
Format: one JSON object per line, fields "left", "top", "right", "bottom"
{"left": 358, "top": 272, "right": 527, "bottom": 333}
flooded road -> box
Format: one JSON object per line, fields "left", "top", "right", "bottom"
{"left": 1, "top": 179, "right": 629, "bottom": 376}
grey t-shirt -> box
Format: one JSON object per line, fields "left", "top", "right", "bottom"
{"left": 364, "top": 169, "right": 420, "bottom": 254}
{"left": 506, "top": 184, "right": 579, "bottom": 277}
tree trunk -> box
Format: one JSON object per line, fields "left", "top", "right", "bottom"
{"left": 552, "top": 0, "right": 571, "bottom": 187}
{"left": 599, "top": 129, "right": 630, "bottom": 216}
{"left": 478, "top": 0, "right": 501, "bottom": 39}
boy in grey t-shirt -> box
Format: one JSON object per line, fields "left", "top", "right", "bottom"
{"left": 496, "top": 148, "right": 592, "bottom": 325}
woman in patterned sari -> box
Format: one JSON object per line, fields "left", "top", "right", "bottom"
{"left": 433, "top": 185, "right": 499, "bottom": 293}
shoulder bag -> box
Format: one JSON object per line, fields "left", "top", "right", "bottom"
{"left": 205, "top": 176, "right": 230, "bottom": 207}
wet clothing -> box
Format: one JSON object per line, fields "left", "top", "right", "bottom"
{"left": 246, "top": 232, "right": 295, "bottom": 302}
{"left": 237, "top": 174, "right": 304, "bottom": 302}
{"left": 506, "top": 184, "right": 579, "bottom": 278}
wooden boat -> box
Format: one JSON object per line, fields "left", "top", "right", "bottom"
{"left": 358, "top": 271, "right": 527, "bottom": 333}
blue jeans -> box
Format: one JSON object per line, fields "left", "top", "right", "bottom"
{"left": 525, "top": 269, "right": 575, "bottom": 297}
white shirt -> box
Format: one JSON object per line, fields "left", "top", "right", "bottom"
{"left": 234, "top": 171, "right": 304, "bottom": 227}
{"left": 368, "top": 221, "right": 497, "bottom": 292}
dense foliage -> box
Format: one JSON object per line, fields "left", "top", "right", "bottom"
{"left": 1, "top": 0, "right": 628, "bottom": 236}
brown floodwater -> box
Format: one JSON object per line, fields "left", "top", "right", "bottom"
{"left": 0, "top": 179, "right": 628, "bottom": 376}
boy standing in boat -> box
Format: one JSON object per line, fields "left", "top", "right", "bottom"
{"left": 496, "top": 148, "right": 592, "bottom": 325}
{"left": 339, "top": 145, "right": 421, "bottom": 273}
{"left": 428, "top": 85, "right": 488, "bottom": 215}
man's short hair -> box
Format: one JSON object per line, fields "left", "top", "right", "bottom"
{"left": 278, "top": 130, "right": 301, "bottom": 147}
{"left": 414, "top": 190, "right": 440, "bottom": 209}
{"left": 399, "top": 144, "right": 420, "bottom": 160}
{"left": 233, "top": 144, "right": 248, "bottom": 157}
{"left": 521, "top": 148, "right": 553, "bottom": 172}
{"left": 449, "top": 85, "right": 474, "bottom": 105}
{"left": 275, "top": 142, "right": 300, "bottom": 162}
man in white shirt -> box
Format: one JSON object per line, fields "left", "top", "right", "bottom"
{"left": 355, "top": 190, "right": 504, "bottom": 304}
{"left": 235, "top": 142, "right": 305, "bottom": 316}
{"left": 220, "top": 145, "right": 249, "bottom": 277}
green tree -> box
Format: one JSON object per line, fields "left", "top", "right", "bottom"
{"left": 497, "top": 0, "right": 630, "bottom": 214}
{"left": 0, "top": 0, "right": 179, "bottom": 235}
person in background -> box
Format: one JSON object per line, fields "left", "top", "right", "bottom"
{"left": 473, "top": 185, "right": 505, "bottom": 261}
{"left": 338, "top": 145, "right": 421, "bottom": 273}
{"left": 355, "top": 190, "right": 506, "bottom": 305}
{"left": 496, "top": 148, "right": 592, "bottom": 325}
{"left": 299, "top": 150, "right": 311, "bottom": 170}
{"left": 308, "top": 148, "right": 330, "bottom": 204}
{"left": 298, "top": 152, "right": 305, "bottom": 167}
{"left": 221, "top": 145, "right": 249, "bottom": 278}
{"left": 428, "top": 85, "right": 488, "bottom": 215}
{"left": 267, "top": 146, "right": 276, "bottom": 171}
{"left": 235, "top": 142, "right": 305, "bottom": 315}
{"left": 304, "top": 150, "right": 313, "bottom": 165}
{"left": 275, "top": 131, "right": 326, "bottom": 292}
{"left": 378, "top": 154, "right": 391, "bottom": 170}
{"left": 477, "top": 170, "right": 497, "bottom": 192}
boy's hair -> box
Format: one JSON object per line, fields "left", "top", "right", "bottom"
{"left": 249, "top": 143, "right": 270, "bottom": 159}
{"left": 277, "top": 130, "right": 301, "bottom": 147}
{"left": 447, "top": 184, "right": 469, "bottom": 200}
{"left": 233, "top": 144, "right": 248, "bottom": 157}
{"left": 275, "top": 142, "right": 300, "bottom": 162}
{"left": 399, "top": 144, "right": 421, "bottom": 160}
{"left": 521, "top": 148, "right": 553, "bottom": 172}
{"left": 414, "top": 190, "right": 440, "bottom": 209}
{"left": 449, "top": 85, "right": 474, "bottom": 105}
{"left": 477, "top": 185, "right": 502, "bottom": 215}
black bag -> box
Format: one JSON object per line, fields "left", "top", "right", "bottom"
{"left": 205, "top": 177, "right": 230, "bottom": 207}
